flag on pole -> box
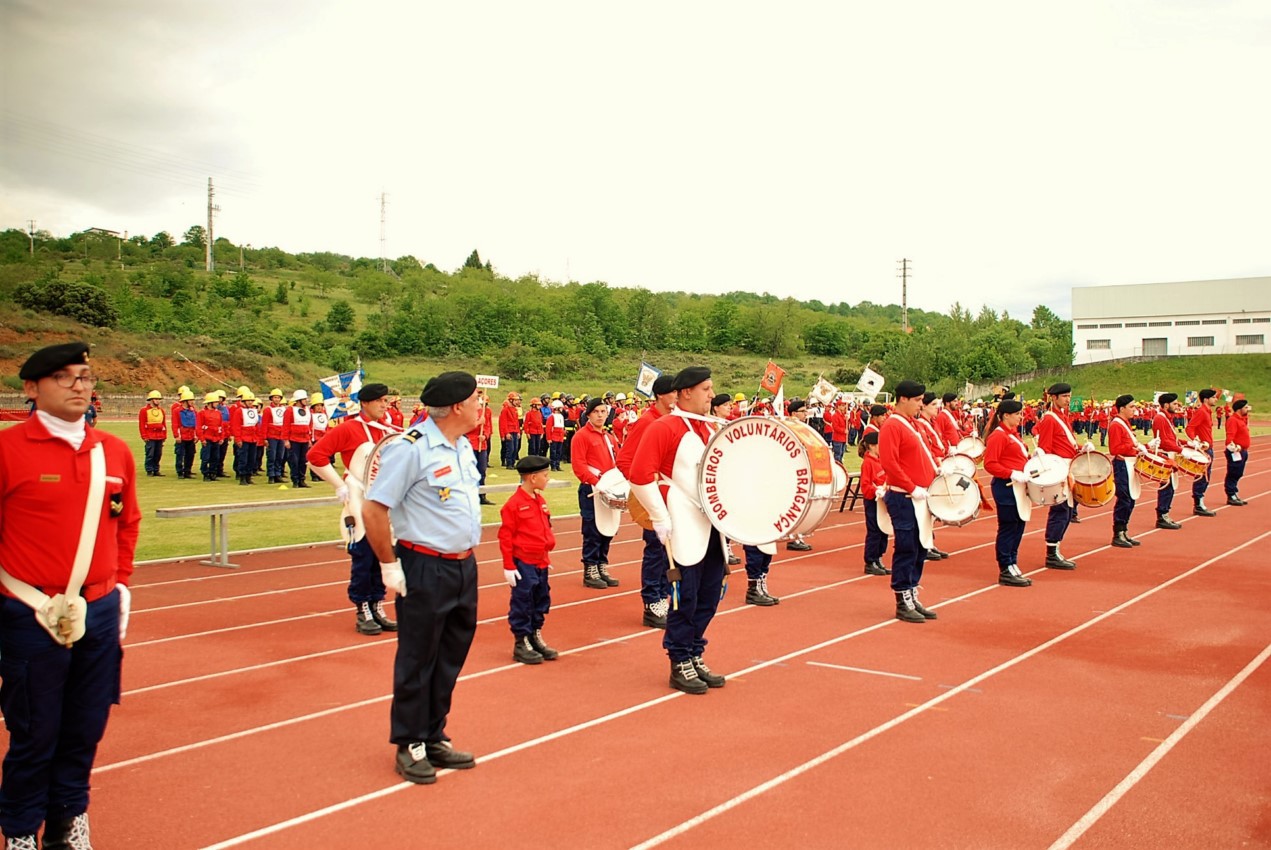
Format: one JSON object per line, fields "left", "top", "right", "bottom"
{"left": 773, "top": 383, "right": 786, "bottom": 418}
{"left": 635, "top": 362, "right": 662, "bottom": 398}
{"left": 319, "top": 369, "right": 364, "bottom": 419}
{"left": 809, "top": 376, "right": 838, "bottom": 406}
{"left": 856, "top": 367, "right": 885, "bottom": 399}
{"left": 760, "top": 361, "right": 786, "bottom": 394}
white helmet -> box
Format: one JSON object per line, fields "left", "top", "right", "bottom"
{"left": 291, "top": 389, "right": 309, "bottom": 403}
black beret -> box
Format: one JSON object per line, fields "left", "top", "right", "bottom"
{"left": 516, "top": 455, "right": 551, "bottom": 474}
{"left": 1002, "top": 391, "right": 1017, "bottom": 400}
{"left": 652, "top": 374, "right": 676, "bottom": 396}
{"left": 1199, "top": 388, "right": 1217, "bottom": 400}
{"left": 998, "top": 399, "right": 1023, "bottom": 415}
{"left": 584, "top": 396, "right": 607, "bottom": 416}
{"left": 870, "top": 404, "right": 887, "bottom": 417}
{"left": 419, "top": 372, "right": 477, "bottom": 407}
{"left": 1114, "top": 394, "right": 1135, "bottom": 409}
{"left": 19, "top": 341, "right": 91, "bottom": 381}
{"left": 922, "top": 391, "right": 937, "bottom": 405}
{"left": 1233, "top": 399, "right": 1248, "bottom": 411}
{"left": 711, "top": 393, "right": 732, "bottom": 409}
{"left": 787, "top": 400, "right": 805, "bottom": 413}
{"left": 672, "top": 365, "right": 711, "bottom": 391}
{"left": 895, "top": 380, "right": 925, "bottom": 400}
{"left": 1047, "top": 382, "right": 1072, "bottom": 396}
{"left": 1158, "top": 392, "right": 1178, "bottom": 405}
{"left": 862, "top": 430, "right": 879, "bottom": 446}
{"left": 941, "top": 392, "right": 958, "bottom": 405}
{"left": 359, "top": 383, "right": 390, "bottom": 403}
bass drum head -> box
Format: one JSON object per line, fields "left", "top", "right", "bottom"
{"left": 361, "top": 432, "right": 405, "bottom": 490}
{"left": 1070, "top": 451, "right": 1113, "bottom": 484}
{"left": 939, "top": 454, "right": 977, "bottom": 479}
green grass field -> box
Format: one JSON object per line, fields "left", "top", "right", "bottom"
{"left": 1009, "top": 354, "right": 1270, "bottom": 406}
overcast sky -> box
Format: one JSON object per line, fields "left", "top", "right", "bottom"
{"left": 2, "top": 0, "right": 1268, "bottom": 320}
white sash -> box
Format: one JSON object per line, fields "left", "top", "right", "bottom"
{"left": 1110, "top": 419, "right": 1142, "bottom": 500}
{"left": 1004, "top": 431, "right": 1033, "bottom": 522}
{"left": 1044, "top": 409, "right": 1078, "bottom": 449}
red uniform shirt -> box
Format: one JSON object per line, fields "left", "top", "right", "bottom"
{"left": 1108, "top": 416, "right": 1139, "bottom": 458}
{"left": 264, "top": 402, "right": 287, "bottom": 439}
{"left": 616, "top": 406, "right": 664, "bottom": 477}
{"left": 1185, "top": 405, "right": 1214, "bottom": 446}
{"left": 138, "top": 403, "right": 167, "bottom": 440}
{"left": 497, "top": 486, "right": 556, "bottom": 570}
{"left": 984, "top": 425, "right": 1028, "bottom": 479}
{"left": 522, "top": 406, "right": 544, "bottom": 436}
{"left": 859, "top": 453, "right": 886, "bottom": 500}
{"left": 630, "top": 414, "right": 712, "bottom": 488}
{"left": 465, "top": 406, "right": 493, "bottom": 453}
{"left": 571, "top": 423, "right": 617, "bottom": 486}
{"left": 173, "top": 403, "right": 199, "bottom": 441}
{"left": 916, "top": 417, "right": 946, "bottom": 458}
{"left": 546, "top": 411, "right": 566, "bottom": 443}
{"left": 0, "top": 417, "right": 141, "bottom": 596}
{"left": 386, "top": 406, "right": 404, "bottom": 428}
{"left": 1035, "top": 409, "right": 1079, "bottom": 459}
{"left": 936, "top": 408, "right": 961, "bottom": 449}
{"left": 878, "top": 415, "right": 937, "bottom": 494}
{"left": 1226, "top": 414, "right": 1250, "bottom": 450}
{"left": 499, "top": 402, "right": 521, "bottom": 438}
{"left": 283, "top": 405, "right": 312, "bottom": 443}
{"left": 1152, "top": 412, "right": 1181, "bottom": 454}
{"left": 828, "top": 409, "right": 848, "bottom": 441}
{"left": 198, "top": 407, "right": 226, "bottom": 442}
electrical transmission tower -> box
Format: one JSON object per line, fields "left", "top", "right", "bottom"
{"left": 379, "top": 192, "right": 389, "bottom": 274}
{"left": 897, "top": 258, "right": 912, "bottom": 333}
{"left": 206, "top": 178, "right": 220, "bottom": 272}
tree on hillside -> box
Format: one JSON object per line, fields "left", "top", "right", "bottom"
{"left": 151, "top": 231, "right": 174, "bottom": 249}
{"left": 463, "top": 249, "right": 484, "bottom": 270}
{"left": 326, "top": 299, "right": 355, "bottom": 333}
{"left": 183, "top": 225, "right": 207, "bottom": 249}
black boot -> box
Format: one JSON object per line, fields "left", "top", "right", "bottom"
{"left": 895, "top": 590, "right": 925, "bottom": 623}
{"left": 596, "top": 562, "right": 619, "bottom": 587}
{"left": 1045, "top": 544, "right": 1077, "bottom": 569}
{"left": 1227, "top": 495, "right": 1247, "bottom": 506}
{"left": 582, "top": 563, "right": 608, "bottom": 589}
{"left": 759, "top": 575, "right": 780, "bottom": 604}
{"left": 41, "top": 812, "right": 91, "bottom": 850}
{"left": 370, "top": 600, "right": 397, "bottom": 632}
{"left": 355, "top": 602, "right": 382, "bottom": 635}
{"left": 513, "top": 635, "right": 544, "bottom": 665}
{"left": 529, "top": 629, "right": 559, "bottom": 661}
{"left": 864, "top": 560, "right": 889, "bottom": 576}
{"left": 911, "top": 586, "right": 938, "bottom": 619}
{"left": 1193, "top": 501, "right": 1217, "bottom": 517}
{"left": 670, "top": 658, "right": 709, "bottom": 694}
{"left": 927, "top": 547, "right": 950, "bottom": 560}
{"left": 642, "top": 598, "right": 668, "bottom": 629}
{"left": 1155, "top": 513, "right": 1182, "bottom": 530}
{"left": 690, "top": 656, "right": 726, "bottom": 688}
{"left": 238, "top": 474, "right": 250, "bottom": 486}
{"left": 1112, "top": 523, "right": 1134, "bottom": 548}
{"left": 745, "top": 579, "right": 777, "bottom": 606}
{"left": 998, "top": 565, "right": 1033, "bottom": 587}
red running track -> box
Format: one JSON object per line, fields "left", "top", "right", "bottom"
{"left": 6, "top": 437, "right": 1268, "bottom": 849}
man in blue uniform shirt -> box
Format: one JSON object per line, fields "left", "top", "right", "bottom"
{"left": 364, "top": 371, "right": 483, "bottom": 785}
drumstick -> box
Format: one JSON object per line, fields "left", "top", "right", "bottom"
{"left": 664, "top": 538, "right": 681, "bottom": 611}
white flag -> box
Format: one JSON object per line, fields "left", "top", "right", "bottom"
{"left": 856, "top": 367, "right": 885, "bottom": 399}
{"left": 809, "top": 376, "right": 838, "bottom": 405}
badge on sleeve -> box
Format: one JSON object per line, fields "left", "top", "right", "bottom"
{"left": 438, "top": 487, "right": 451, "bottom": 502}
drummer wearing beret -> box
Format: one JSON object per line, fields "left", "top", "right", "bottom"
{"left": 1108, "top": 394, "right": 1146, "bottom": 548}
{"left": 364, "top": 371, "right": 482, "bottom": 783}
{"left": 878, "top": 380, "right": 941, "bottom": 623}
{"left": 1224, "top": 399, "right": 1251, "bottom": 506}
{"left": 1151, "top": 393, "right": 1185, "bottom": 529}
{"left": 572, "top": 396, "right": 620, "bottom": 590}
{"left": 1035, "top": 382, "right": 1081, "bottom": 567}
{"left": 984, "top": 399, "right": 1033, "bottom": 587}
{"left": 1186, "top": 388, "right": 1219, "bottom": 516}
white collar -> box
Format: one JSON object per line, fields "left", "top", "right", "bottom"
{"left": 37, "top": 410, "right": 87, "bottom": 450}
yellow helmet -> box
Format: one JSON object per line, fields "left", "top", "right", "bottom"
{"left": 215, "top": 389, "right": 227, "bottom": 398}
{"left": 309, "top": 392, "right": 324, "bottom": 405}
{"left": 147, "top": 390, "right": 162, "bottom": 400}
{"left": 236, "top": 386, "right": 251, "bottom": 398}
{"left": 269, "top": 388, "right": 283, "bottom": 398}
{"left": 178, "top": 385, "right": 190, "bottom": 394}
{"left": 734, "top": 393, "right": 746, "bottom": 402}
{"left": 179, "top": 389, "right": 196, "bottom": 401}
{"left": 551, "top": 392, "right": 562, "bottom": 400}
{"left": 242, "top": 391, "right": 257, "bottom": 402}
{"left": 203, "top": 392, "right": 219, "bottom": 403}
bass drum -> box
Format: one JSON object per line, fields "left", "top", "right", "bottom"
{"left": 344, "top": 432, "right": 404, "bottom": 543}
{"left": 697, "top": 417, "right": 838, "bottom": 546}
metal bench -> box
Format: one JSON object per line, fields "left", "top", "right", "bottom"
{"left": 156, "top": 480, "right": 572, "bottom": 568}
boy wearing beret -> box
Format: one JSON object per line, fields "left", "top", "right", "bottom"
{"left": 499, "top": 456, "right": 560, "bottom": 664}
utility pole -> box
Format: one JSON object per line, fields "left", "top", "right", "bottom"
{"left": 26, "top": 220, "right": 35, "bottom": 256}
{"left": 379, "top": 191, "right": 388, "bottom": 274}
{"left": 206, "top": 178, "right": 220, "bottom": 273}
{"left": 897, "top": 258, "right": 912, "bottom": 333}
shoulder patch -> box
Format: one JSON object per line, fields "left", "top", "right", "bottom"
{"left": 402, "top": 428, "right": 425, "bottom": 444}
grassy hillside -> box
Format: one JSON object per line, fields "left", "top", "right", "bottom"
{"left": 1007, "top": 354, "right": 1270, "bottom": 405}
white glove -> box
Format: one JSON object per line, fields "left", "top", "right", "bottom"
{"left": 335, "top": 484, "right": 349, "bottom": 504}
{"left": 1010, "top": 470, "right": 1031, "bottom": 484}
{"left": 381, "top": 560, "right": 407, "bottom": 597}
{"left": 503, "top": 568, "right": 519, "bottom": 587}
{"left": 1032, "top": 446, "right": 1045, "bottom": 458}
{"left": 1200, "top": 441, "right": 1210, "bottom": 450}
{"left": 1135, "top": 443, "right": 1148, "bottom": 455}
{"left": 910, "top": 486, "right": 928, "bottom": 501}
{"left": 1147, "top": 438, "right": 1160, "bottom": 452}
{"left": 653, "top": 520, "right": 672, "bottom": 545}
{"left": 1227, "top": 442, "right": 1239, "bottom": 453}
{"left": 118, "top": 584, "right": 131, "bottom": 642}
{"left": 1081, "top": 442, "right": 1095, "bottom": 454}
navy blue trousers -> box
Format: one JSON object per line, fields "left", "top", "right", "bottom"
{"left": 549, "top": 441, "right": 563, "bottom": 470}
{"left": 201, "top": 441, "right": 222, "bottom": 478}
{"left": 743, "top": 545, "right": 771, "bottom": 580}
{"left": 991, "top": 478, "right": 1026, "bottom": 568}
{"left": 1157, "top": 476, "right": 1175, "bottom": 515}
{"left": 234, "top": 441, "right": 260, "bottom": 477}
{"left": 143, "top": 439, "right": 163, "bottom": 475}
{"left": 0, "top": 592, "right": 121, "bottom": 835}
{"left": 863, "top": 499, "right": 889, "bottom": 563}
{"left": 1045, "top": 500, "right": 1071, "bottom": 545}
{"left": 1113, "top": 459, "right": 1135, "bottom": 526}
{"left": 664, "top": 533, "right": 726, "bottom": 662}
{"left": 577, "top": 483, "right": 613, "bottom": 565}
{"left": 266, "top": 437, "right": 287, "bottom": 478}
{"left": 175, "top": 439, "right": 196, "bottom": 476}
{"left": 1191, "top": 448, "right": 1214, "bottom": 502}
{"left": 288, "top": 441, "right": 309, "bottom": 485}
{"left": 1225, "top": 449, "right": 1247, "bottom": 497}
{"left": 884, "top": 492, "right": 927, "bottom": 592}
{"left": 507, "top": 558, "right": 551, "bottom": 636}
{"left": 347, "top": 536, "right": 386, "bottom": 604}
{"left": 640, "top": 529, "right": 672, "bottom": 603}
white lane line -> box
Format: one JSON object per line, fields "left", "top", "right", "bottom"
{"left": 1047, "top": 641, "right": 1271, "bottom": 850}
{"left": 627, "top": 529, "right": 1271, "bottom": 850}
{"left": 806, "top": 661, "right": 922, "bottom": 681}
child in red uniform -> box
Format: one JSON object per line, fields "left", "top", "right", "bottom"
{"left": 859, "top": 431, "right": 889, "bottom": 576}
{"left": 499, "top": 455, "right": 559, "bottom": 664}
{"left": 198, "top": 392, "right": 226, "bottom": 481}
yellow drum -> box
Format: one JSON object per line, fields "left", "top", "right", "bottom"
{"left": 1070, "top": 451, "right": 1114, "bottom": 508}
{"left": 1134, "top": 451, "right": 1173, "bottom": 487}
{"left": 1174, "top": 446, "right": 1210, "bottom": 479}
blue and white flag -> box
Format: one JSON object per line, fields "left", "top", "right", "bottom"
{"left": 319, "top": 369, "right": 364, "bottom": 419}
{"left": 635, "top": 362, "right": 661, "bottom": 398}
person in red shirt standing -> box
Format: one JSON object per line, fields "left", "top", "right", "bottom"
{"left": 173, "top": 389, "right": 199, "bottom": 479}
{"left": 0, "top": 342, "right": 141, "bottom": 848}
{"left": 522, "top": 391, "right": 545, "bottom": 457}
{"left": 858, "top": 431, "right": 889, "bottom": 576}
{"left": 466, "top": 390, "right": 495, "bottom": 505}
{"left": 138, "top": 390, "right": 168, "bottom": 476}
{"left": 170, "top": 386, "right": 190, "bottom": 476}
{"left": 1150, "top": 393, "right": 1184, "bottom": 529}
{"left": 499, "top": 455, "right": 559, "bottom": 665}
{"left": 283, "top": 389, "right": 313, "bottom": 488}
{"left": 1224, "top": 399, "right": 1251, "bottom": 505}
{"left": 915, "top": 392, "right": 951, "bottom": 561}
{"left": 878, "top": 380, "right": 940, "bottom": 623}
{"left": 546, "top": 400, "right": 566, "bottom": 470}
{"left": 231, "top": 391, "right": 262, "bottom": 485}
{"left": 198, "top": 392, "right": 227, "bottom": 481}
{"left": 827, "top": 401, "right": 848, "bottom": 462}
{"left": 1186, "top": 388, "right": 1219, "bottom": 516}
{"left": 498, "top": 392, "right": 522, "bottom": 469}
{"left": 263, "top": 389, "right": 288, "bottom": 484}
{"left": 936, "top": 393, "right": 962, "bottom": 450}
{"left": 1109, "top": 394, "right": 1146, "bottom": 548}
{"left": 1034, "top": 382, "right": 1081, "bottom": 568}
{"left": 386, "top": 394, "right": 405, "bottom": 429}
{"left": 573, "top": 397, "right": 620, "bottom": 590}
{"left": 984, "top": 399, "right": 1033, "bottom": 587}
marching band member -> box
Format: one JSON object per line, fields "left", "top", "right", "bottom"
{"left": 308, "top": 383, "right": 402, "bottom": 635}
{"left": 984, "top": 399, "right": 1033, "bottom": 587}
{"left": 916, "top": 392, "right": 950, "bottom": 561}
{"left": 878, "top": 380, "right": 940, "bottom": 623}
{"left": 1224, "top": 399, "right": 1251, "bottom": 506}
{"left": 1109, "top": 394, "right": 1145, "bottom": 548}
{"left": 862, "top": 404, "right": 888, "bottom": 438}
{"left": 827, "top": 400, "right": 848, "bottom": 462}
{"left": 1151, "top": 393, "right": 1184, "bottom": 529}
{"left": 709, "top": 394, "right": 743, "bottom": 567}
{"left": 1034, "top": 382, "right": 1080, "bottom": 567}
{"left": 858, "top": 431, "right": 889, "bottom": 576}
{"left": 629, "top": 366, "right": 729, "bottom": 694}
{"left": 572, "top": 397, "right": 620, "bottom": 590}
{"left": 936, "top": 392, "right": 962, "bottom": 451}
{"left": 500, "top": 456, "right": 559, "bottom": 665}
{"left": 1187, "top": 388, "right": 1219, "bottom": 516}
{"left": 784, "top": 400, "right": 815, "bottom": 553}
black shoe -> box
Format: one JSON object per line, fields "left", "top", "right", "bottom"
{"left": 296, "top": 480, "right": 310, "bottom": 488}
{"left": 425, "top": 741, "right": 475, "bottom": 769}
{"left": 513, "top": 635, "right": 543, "bottom": 665}
{"left": 670, "top": 659, "right": 709, "bottom": 694}
{"left": 998, "top": 569, "right": 1032, "bottom": 587}
{"left": 786, "top": 539, "right": 812, "bottom": 551}
{"left": 643, "top": 599, "right": 668, "bottom": 629}
{"left": 370, "top": 600, "right": 397, "bottom": 632}
{"left": 727, "top": 554, "right": 741, "bottom": 565}
{"left": 1069, "top": 514, "right": 1082, "bottom": 524}
{"left": 691, "top": 656, "right": 726, "bottom": 688}
{"left": 926, "top": 547, "right": 949, "bottom": 561}
{"left": 529, "top": 629, "right": 559, "bottom": 661}
{"left": 911, "top": 587, "right": 938, "bottom": 619}
{"left": 154, "top": 472, "right": 166, "bottom": 477}
{"left": 1155, "top": 515, "right": 1182, "bottom": 530}
{"left": 1128, "top": 535, "right": 1141, "bottom": 546}
{"left": 1194, "top": 504, "right": 1217, "bottom": 517}
{"left": 745, "top": 579, "right": 777, "bottom": 606}
{"left": 1112, "top": 530, "right": 1134, "bottom": 548}
{"left": 479, "top": 496, "right": 495, "bottom": 506}
{"left": 597, "top": 563, "right": 619, "bottom": 587}
{"left": 895, "top": 590, "right": 925, "bottom": 623}
{"left": 1045, "top": 551, "right": 1077, "bottom": 570}
{"left": 39, "top": 812, "right": 91, "bottom": 850}
{"left": 1227, "top": 496, "right": 1247, "bottom": 506}
{"left": 395, "top": 743, "right": 438, "bottom": 785}
{"left": 355, "top": 602, "right": 383, "bottom": 635}
{"left": 864, "top": 561, "right": 889, "bottom": 576}
{"left": 582, "top": 564, "right": 608, "bottom": 589}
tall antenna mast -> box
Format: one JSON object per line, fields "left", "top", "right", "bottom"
{"left": 206, "top": 178, "right": 220, "bottom": 272}
{"left": 897, "top": 258, "right": 912, "bottom": 333}
{"left": 379, "top": 191, "right": 388, "bottom": 273}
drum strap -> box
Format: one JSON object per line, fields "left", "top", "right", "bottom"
{"left": 918, "top": 418, "right": 946, "bottom": 454}
{"left": 894, "top": 417, "right": 940, "bottom": 476}
{"left": 1045, "top": 410, "right": 1077, "bottom": 448}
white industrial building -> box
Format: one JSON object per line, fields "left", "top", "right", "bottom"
{"left": 1071, "top": 276, "right": 1270, "bottom": 364}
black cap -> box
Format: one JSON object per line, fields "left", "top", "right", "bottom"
{"left": 1002, "top": 391, "right": 1016, "bottom": 400}
{"left": 870, "top": 404, "right": 887, "bottom": 417}
{"left": 1114, "top": 394, "right": 1135, "bottom": 409}
{"left": 998, "top": 399, "right": 1023, "bottom": 415}
{"left": 19, "top": 341, "right": 91, "bottom": 381}
{"left": 359, "top": 383, "right": 390, "bottom": 403}
{"left": 862, "top": 430, "right": 879, "bottom": 446}
{"left": 516, "top": 455, "right": 551, "bottom": 474}
{"left": 787, "top": 400, "right": 805, "bottom": 413}
{"left": 419, "top": 372, "right": 477, "bottom": 407}
{"left": 1047, "top": 382, "right": 1072, "bottom": 396}
{"left": 941, "top": 392, "right": 958, "bottom": 405}
{"left": 1233, "top": 399, "right": 1248, "bottom": 411}
{"left": 651, "top": 374, "right": 676, "bottom": 396}
{"left": 711, "top": 393, "right": 732, "bottom": 410}
{"left": 1158, "top": 392, "right": 1177, "bottom": 405}
{"left": 584, "top": 396, "right": 607, "bottom": 417}
{"left": 672, "top": 366, "right": 711, "bottom": 391}
{"left": 895, "top": 380, "right": 925, "bottom": 400}
{"left": 922, "top": 391, "right": 937, "bottom": 405}
{"left": 1199, "top": 388, "right": 1216, "bottom": 400}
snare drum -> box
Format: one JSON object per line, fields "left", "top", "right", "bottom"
{"left": 927, "top": 472, "right": 982, "bottom": 526}
{"left": 1174, "top": 447, "right": 1210, "bottom": 478}
{"left": 594, "top": 468, "right": 630, "bottom": 536}
{"left": 698, "top": 417, "right": 838, "bottom": 546}
{"left": 954, "top": 436, "right": 986, "bottom": 465}
{"left": 1070, "top": 451, "right": 1115, "bottom": 507}
{"left": 1024, "top": 453, "right": 1069, "bottom": 506}
{"left": 1134, "top": 451, "right": 1173, "bottom": 486}
{"left": 939, "top": 454, "right": 978, "bottom": 479}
